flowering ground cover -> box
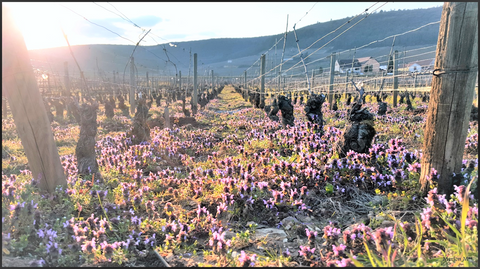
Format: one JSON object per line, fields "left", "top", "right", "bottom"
{"left": 2, "top": 86, "right": 478, "bottom": 267}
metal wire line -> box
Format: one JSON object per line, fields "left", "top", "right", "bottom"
{"left": 281, "top": 2, "right": 389, "bottom": 74}
{"left": 271, "top": 2, "right": 381, "bottom": 76}
{"left": 265, "top": 51, "right": 436, "bottom": 93}
{"left": 262, "top": 36, "right": 285, "bottom": 56}
{"left": 106, "top": 2, "right": 143, "bottom": 30}
{"left": 61, "top": 3, "right": 190, "bottom": 80}
{"left": 246, "top": 4, "right": 386, "bottom": 90}
{"left": 243, "top": 2, "right": 380, "bottom": 83}
{"left": 339, "top": 20, "right": 440, "bottom": 55}
{"left": 293, "top": 2, "right": 319, "bottom": 28}
{"left": 247, "top": 15, "right": 440, "bottom": 94}
{"left": 246, "top": 2, "right": 384, "bottom": 86}
{"left": 59, "top": 4, "right": 137, "bottom": 44}
{"left": 93, "top": 2, "right": 143, "bottom": 32}
{"left": 99, "top": 2, "right": 190, "bottom": 67}
{"left": 299, "top": 28, "right": 438, "bottom": 75}
{"left": 268, "top": 8, "right": 436, "bottom": 85}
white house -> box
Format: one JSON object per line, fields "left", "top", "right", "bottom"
{"left": 408, "top": 63, "right": 422, "bottom": 72}
{"left": 406, "top": 59, "right": 435, "bottom": 73}
{"left": 335, "top": 57, "right": 380, "bottom": 74}
{"left": 335, "top": 59, "right": 362, "bottom": 74}
{"left": 357, "top": 57, "right": 380, "bottom": 74}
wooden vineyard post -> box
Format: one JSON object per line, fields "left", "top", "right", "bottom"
{"left": 312, "top": 69, "right": 315, "bottom": 92}
{"left": 80, "top": 71, "right": 86, "bottom": 103}
{"left": 277, "top": 71, "right": 281, "bottom": 95}
{"left": 146, "top": 71, "right": 150, "bottom": 97}
{"left": 64, "top": 61, "right": 70, "bottom": 96}
{"left": 47, "top": 73, "right": 51, "bottom": 94}
{"left": 2, "top": 6, "right": 66, "bottom": 193}
{"left": 130, "top": 56, "right": 136, "bottom": 115}
{"left": 179, "top": 70, "right": 182, "bottom": 96}
{"left": 244, "top": 71, "right": 247, "bottom": 89}
{"left": 420, "top": 2, "right": 478, "bottom": 196}
{"left": 164, "top": 106, "right": 170, "bottom": 129}
{"left": 329, "top": 52, "right": 336, "bottom": 110}
{"left": 260, "top": 54, "right": 266, "bottom": 108}
{"left": 244, "top": 71, "right": 247, "bottom": 100}
{"left": 344, "top": 69, "right": 349, "bottom": 94}
{"left": 413, "top": 73, "right": 417, "bottom": 89}
{"left": 211, "top": 70, "right": 214, "bottom": 90}
{"left": 393, "top": 50, "right": 399, "bottom": 107}
{"left": 192, "top": 53, "right": 198, "bottom": 115}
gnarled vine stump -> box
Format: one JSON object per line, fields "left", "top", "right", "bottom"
{"left": 75, "top": 101, "right": 99, "bottom": 175}
{"left": 127, "top": 98, "right": 151, "bottom": 145}
{"left": 336, "top": 81, "right": 376, "bottom": 158}
{"left": 104, "top": 99, "right": 114, "bottom": 119}
{"left": 278, "top": 95, "right": 294, "bottom": 128}
{"left": 268, "top": 98, "right": 280, "bottom": 122}
{"left": 50, "top": 98, "right": 65, "bottom": 120}
{"left": 304, "top": 93, "right": 326, "bottom": 134}
{"left": 377, "top": 101, "right": 387, "bottom": 116}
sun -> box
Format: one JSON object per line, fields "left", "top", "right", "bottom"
{"left": 3, "top": 3, "right": 72, "bottom": 50}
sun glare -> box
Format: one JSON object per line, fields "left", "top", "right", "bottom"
{"left": 4, "top": 3, "right": 74, "bottom": 50}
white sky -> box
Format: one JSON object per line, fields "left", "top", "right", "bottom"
{"left": 3, "top": 2, "right": 444, "bottom": 50}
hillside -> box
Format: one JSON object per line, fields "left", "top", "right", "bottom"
{"left": 28, "top": 6, "right": 442, "bottom": 77}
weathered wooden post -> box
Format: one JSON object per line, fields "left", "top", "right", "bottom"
{"left": 130, "top": 56, "right": 136, "bottom": 115}
{"left": 413, "top": 73, "right": 417, "bottom": 89}
{"left": 244, "top": 71, "right": 247, "bottom": 100}
{"left": 146, "top": 71, "right": 150, "bottom": 97}
{"left": 64, "top": 61, "right": 70, "bottom": 96}
{"left": 164, "top": 106, "right": 170, "bottom": 129}
{"left": 329, "top": 52, "right": 336, "bottom": 110}
{"left": 80, "top": 71, "right": 86, "bottom": 103}
{"left": 344, "top": 69, "right": 349, "bottom": 94}
{"left": 46, "top": 73, "right": 51, "bottom": 94}
{"left": 244, "top": 71, "right": 247, "bottom": 89}
{"left": 211, "top": 70, "right": 214, "bottom": 90}
{"left": 64, "top": 62, "right": 74, "bottom": 119}
{"left": 311, "top": 69, "right": 315, "bottom": 92}
{"left": 179, "top": 71, "right": 182, "bottom": 96}
{"left": 260, "top": 54, "right": 266, "bottom": 109}
{"left": 2, "top": 6, "right": 66, "bottom": 193}
{"left": 192, "top": 53, "right": 198, "bottom": 115}
{"left": 393, "top": 50, "right": 399, "bottom": 107}
{"left": 420, "top": 2, "right": 478, "bottom": 196}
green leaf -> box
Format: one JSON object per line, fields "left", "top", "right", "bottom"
{"left": 437, "top": 213, "right": 462, "bottom": 239}
{"left": 346, "top": 253, "right": 365, "bottom": 267}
